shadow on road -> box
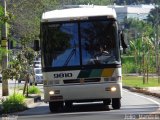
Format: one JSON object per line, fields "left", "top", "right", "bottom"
{"left": 17, "top": 102, "right": 111, "bottom": 116}
{"left": 58, "top": 103, "right": 110, "bottom": 113}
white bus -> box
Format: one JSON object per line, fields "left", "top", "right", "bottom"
{"left": 36, "top": 6, "right": 126, "bottom": 112}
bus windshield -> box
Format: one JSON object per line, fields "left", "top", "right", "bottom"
{"left": 41, "top": 19, "right": 120, "bottom": 68}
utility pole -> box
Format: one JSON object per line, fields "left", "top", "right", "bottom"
{"left": 1, "top": 0, "right": 9, "bottom": 96}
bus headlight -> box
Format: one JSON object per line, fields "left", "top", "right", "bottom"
{"left": 111, "top": 87, "right": 117, "bottom": 92}
{"left": 49, "top": 91, "right": 55, "bottom": 95}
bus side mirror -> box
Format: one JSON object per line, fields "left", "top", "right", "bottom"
{"left": 120, "top": 31, "right": 128, "bottom": 54}
{"left": 34, "top": 40, "right": 40, "bottom": 51}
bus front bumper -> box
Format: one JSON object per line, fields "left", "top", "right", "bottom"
{"left": 44, "top": 83, "right": 122, "bottom": 102}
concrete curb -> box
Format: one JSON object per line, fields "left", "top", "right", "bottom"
{"left": 25, "top": 94, "right": 41, "bottom": 108}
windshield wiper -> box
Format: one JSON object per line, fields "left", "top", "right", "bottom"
{"left": 63, "top": 48, "right": 76, "bottom": 66}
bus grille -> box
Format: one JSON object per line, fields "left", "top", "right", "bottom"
{"left": 63, "top": 78, "right": 101, "bottom": 84}
{"left": 63, "top": 79, "right": 80, "bottom": 84}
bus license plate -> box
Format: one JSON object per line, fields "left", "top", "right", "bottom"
{"left": 50, "top": 96, "right": 63, "bottom": 101}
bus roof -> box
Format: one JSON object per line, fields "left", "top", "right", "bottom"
{"left": 42, "top": 6, "right": 117, "bottom": 22}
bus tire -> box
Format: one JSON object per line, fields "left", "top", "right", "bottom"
{"left": 103, "top": 99, "right": 111, "bottom": 105}
{"left": 112, "top": 98, "right": 121, "bottom": 109}
{"left": 49, "top": 101, "right": 63, "bottom": 112}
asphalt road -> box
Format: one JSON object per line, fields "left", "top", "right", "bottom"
{"left": 1, "top": 81, "right": 160, "bottom": 120}
{"left": 3, "top": 89, "right": 159, "bottom": 120}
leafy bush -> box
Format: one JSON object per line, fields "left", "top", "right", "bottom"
{"left": 2, "top": 93, "right": 27, "bottom": 113}
{"left": 122, "top": 62, "right": 137, "bottom": 73}
{"left": 28, "top": 86, "right": 41, "bottom": 94}
{"left": 122, "top": 56, "right": 137, "bottom": 73}
{"left": 121, "top": 56, "right": 156, "bottom": 74}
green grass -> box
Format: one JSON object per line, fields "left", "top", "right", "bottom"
{"left": 28, "top": 86, "right": 41, "bottom": 94}
{"left": 122, "top": 75, "right": 160, "bottom": 88}
{"left": 2, "top": 93, "right": 27, "bottom": 113}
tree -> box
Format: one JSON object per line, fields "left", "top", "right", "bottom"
{"left": 147, "top": 7, "right": 160, "bottom": 26}
{"left": 115, "top": 0, "right": 156, "bottom": 5}
{"left": 147, "top": 5, "right": 160, "bottom": 81}
{"left": 2, "top": 47, "right": 36, "bottom": 96}
{"left": 7, "top": 0, "right": 59, "bottom": 48}
{"left": 124, "top": 18, "right": 155, "bottom": 80}
{"left": 59, "top": 0, "right": 112, "bottom": 5}
{"left": 141, "top": 35, "right": 155, "bottom": 84}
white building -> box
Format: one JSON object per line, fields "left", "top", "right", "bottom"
{"left": 110, "top": 4, "right": 155, "bottom": 23}
{"left": 64, "top": 4, "right": 155, "bottom": 23}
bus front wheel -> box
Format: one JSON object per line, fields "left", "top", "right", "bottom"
{"left": 49, "top": 101, "right": 63, "bottom": 112}
{"left": 103, "top": 99, "right": 111, "bottom": 105}
{"left": 112, "top": 98, "right": 121, "bottom": 109}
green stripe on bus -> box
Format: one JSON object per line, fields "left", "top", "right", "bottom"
{"left": 78, "top": 69, "right": 102, "bottom": 78}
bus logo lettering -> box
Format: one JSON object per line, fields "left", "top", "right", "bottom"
{"left": 53, "top": 73, "right": 72, "bottom": 78}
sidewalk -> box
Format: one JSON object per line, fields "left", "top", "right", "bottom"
{"left": 145, "top": 87, "right": 160, "bottom": 93}
{"left": 123, "top": 86, "right": 160, "bottom": 98}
